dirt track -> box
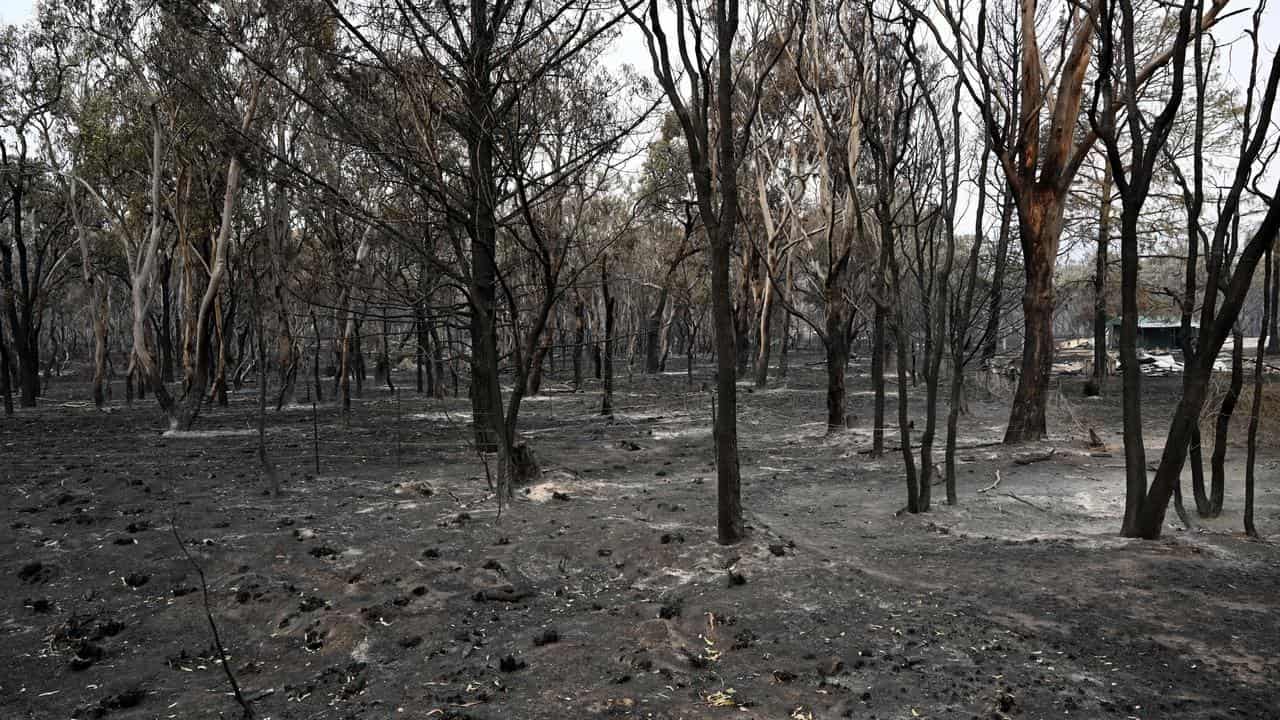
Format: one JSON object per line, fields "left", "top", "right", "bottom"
{"left": 2, "top": 361, "right": 1277, "bottom": 719}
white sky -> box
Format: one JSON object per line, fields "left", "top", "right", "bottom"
{"left": 0, "top": 0, "right": 29, "bottom": 25}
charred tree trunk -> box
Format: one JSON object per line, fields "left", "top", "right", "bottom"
{"left": 825, "top": 308, "right": 850, "bottom": 431}
{"left": 1244, "top": 247, "right": 1270, "bottom": 537}
{"left": 528, "top": 333, "right": 550, "bottom": 396}
{"left": 465, "top": 64, "right": 506, "bottom": 457}
{"left": 381, "top": 307, "right": 395, "bottom": 394}
{"left": 0, "top": 188, "right": 39, "bottom": 408}
{"left": 943, "top": 368, "right": 964, "bottom": 505}
{"left": 601, "top": 257, "right": 615, "bottom": 416}
{"left": 353, "top": 319, "right": 366, "bottom": 397}
{"left": 753, "top": 271, "right": 775, "bottom": 388}
{"left": 1208, "top": 328, "right": 1243, "bottom": 516}
{"left": 981, "top": 190, "right": 1014, "bottom": 363}
{"left": 871, "top": 238, "right": 891, "bottom": 456}
{"left": 1269, "top": 249, "right": 1280, "bottom": 354}
{"left": 734, "top": 249, "right": 755, "bottom": 376}
{"left": 211, "top": 297, "right": 230, "bottom": 407}
{"left": 273, "top": 291, "right": 297, "bottom": 410}
{"left": 310, "top": 310, "right": 322, "bottom": 403}
{"left": 778, "top": 254, "right": 793, "bottom": 380}
{"left": 91, "top": 282, "right": 109, "bottom": 408}
{"left": 1118, "top": 205, "right": 1148, "bottom": 536}
{"left": 159, "top": 259, "right": 175, "bottom": 384}
{"left": 1090, "top": 165, "right": 1113, "bottom": 395}
{"left": 889, "top": 254, "right": 919, "bottom": 512}
{"left": 0, "top": 321, "right": 12, "bottom": 415}
{"left": 572, "top": 295, "right": 586, "bottom": 390}
{"left": 1004, "top": 193, "right": 1066, "bottom": 443}
{"left": 645, "top": 286, "right": 668, "bottom": 375}
{"left": 415, "top": 310, "right": 428, "bottom": 394}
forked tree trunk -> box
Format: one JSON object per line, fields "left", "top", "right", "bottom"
{"left": 1133, "top": 181, "right": 1280, "bottom": 538}
{"left": 173, "top": 82, "right": 260, "bottom": 429}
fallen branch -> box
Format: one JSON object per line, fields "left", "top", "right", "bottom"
{"left": 1013, "top": 448, "right": 1057, "bottom": 465}
{"left": 1001, "top": 492, "right": 1049, "bottom": 513}
{"left": 978, "top": 470, "right": 1002, "bottom": 494}
{"left": 171, "top": 520, "right": 255, "bottom": 720}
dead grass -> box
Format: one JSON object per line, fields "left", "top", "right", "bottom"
{"left": 1200, "top": 378, "right": 1280, "bottom": 448}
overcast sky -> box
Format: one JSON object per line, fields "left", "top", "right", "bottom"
{"left": 0, "top": 0, "right": 28, "bottom": 25}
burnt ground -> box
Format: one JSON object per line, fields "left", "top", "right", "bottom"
{"left": 2, "top": 356, "right": 1278, "bottom": 720}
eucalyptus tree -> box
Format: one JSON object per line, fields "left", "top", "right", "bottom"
{"left": 901, "top": 27, "right": 961, "bottom": 511}
{"left": 859, "top": 3, "right": 923, "bottom": 506}
{"left": 635, "top": 113, "right": 700, "bottom": 376}
{"left": 627, "top": 0, "right": 798, "bottom": 543}
{"left": 0, "top": 19, "right": 75, "bottom": 408}
{"left": 768, "top": 0, "right": 866, "bottom": 430}
{"left": 1090, "top": 0, "right": 1199, "bottom": 536}
{"left": 313, "top": 0, "right": 645, "bottom": 503}
{"left": 911, "top": 0, "right": 1232, "bottom": 443}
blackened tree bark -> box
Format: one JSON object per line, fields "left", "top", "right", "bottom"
{"left": 1244, "top": 246, "right": 1270, "bottom": 537}
{"left": 871, "top": 241, "right": 888, "bottom": 453}
{"left": 601, "top": 256, "right": 614, "bottom": 416}
{"left": 173, "top": 78, "right": 262, "bottom": 429}
{"left": 1091, "top": 0, "right": 1199, "bottom": 536}
{"left": 913, "top": 0, "right": 1231, "bottom": 443}
{"left": 1131, "top": 6, "right": 1280, "bottom": 538}
{"left": 629, "top": 0, "right": 794, "bottom": 543}
{"left": 1269, "top": 250, "right": 1280, "bottom": 354}
{"left": 981, "top": 187, "right": 1014, "bottom": 363}
{"left": 0, "top": 311, "right": 12, "bottom": 415}
{"left": 1089, "top": 162, "right": 1112, "bottom": 395}
{"left": 888, "top": 238, "right": 919, "bottom": 512}
{"left": 572, "top": 293, "right": 586, "bottom": 390}
{"left": 1208, "top": 327, "right": 1243, "bottom": 516}
{"left": 0, "top": 177, "right": 42, "bottom": 407}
